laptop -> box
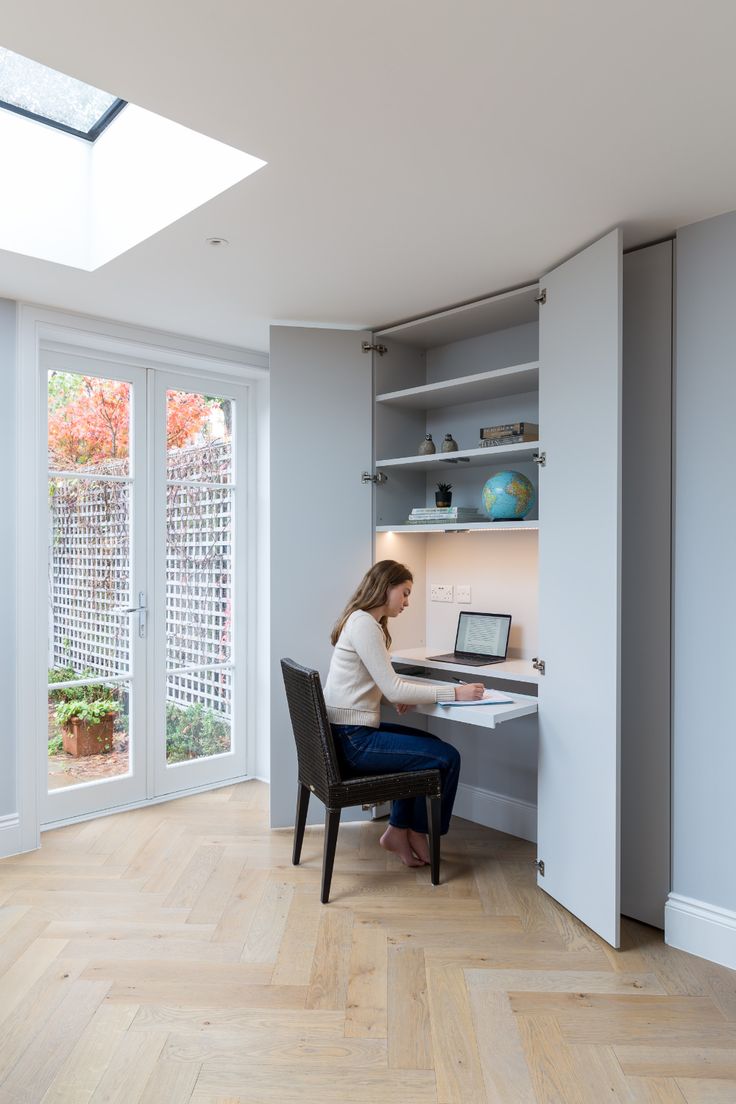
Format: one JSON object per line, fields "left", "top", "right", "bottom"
{"left": 427, "top": 610, "right": 512, "bottom": 667}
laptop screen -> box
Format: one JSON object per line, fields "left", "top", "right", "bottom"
{"left": 454, "top": 611, "right": 511, "bottom": 658}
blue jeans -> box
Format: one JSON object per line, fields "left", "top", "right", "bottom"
{"left": 331, "top": 721, "right": 461, "bottom": 835}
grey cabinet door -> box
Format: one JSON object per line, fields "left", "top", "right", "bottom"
{"left": 537, "top": 229, "right": 623, "bottom": 946}
{"left": 269, "top": 326, "right": 375, "bottom": 828}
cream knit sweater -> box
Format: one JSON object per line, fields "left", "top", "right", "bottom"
{"left": 324, "top": 609, "right": 455, "bottom": 727}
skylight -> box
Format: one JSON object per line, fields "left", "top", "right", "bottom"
{"left": 0, "top": 47, "right": 125, "bottom": 140}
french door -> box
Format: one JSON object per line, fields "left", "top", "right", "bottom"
{"left": 43, "top": 355, "right": 249, "bottom": 823}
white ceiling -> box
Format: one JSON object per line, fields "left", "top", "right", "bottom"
{"left": 1, "top": 1, "right": 735, "bottom": 353}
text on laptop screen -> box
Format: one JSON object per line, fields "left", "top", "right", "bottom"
{"left": 456, "top": 612, "right": 511, "bottom": 657}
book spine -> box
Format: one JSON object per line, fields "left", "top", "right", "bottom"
{"left": 479, "top": 433, "right": 537, "bottom": 446}
{"left": 408, "top": 514, "right": 479, "bottom": 521}
{"left": 409, "top": 509, "right": 479, "bottom": 516}
{"left": 480, "top": 422, "right": 538, "bottom": 438}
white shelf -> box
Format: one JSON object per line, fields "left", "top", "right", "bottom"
{"left": 374, "top": 284, "right": 540, "bottom": 349}
{"left": 393, "top": 649, "right": 539, "bottom": 683}
{"left": 376, "top": 520, "right": 539, "bottom": 533}
{"left": 390, "top": 675, "right": 538, "bottom": 729}
{"left": 375, "top": 361, "right": 539, "bottom": 410}
{"left": 376, "top": 441, "right": 540, "bottom": 471}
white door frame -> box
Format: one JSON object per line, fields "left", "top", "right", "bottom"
{"left": 150, "top": 370, "right": 251, "bottom": 796}
{"left": 15, "top": 305, "right": 268, "bottom": 851}
{"left": 42, "top": 353, "right": 150, "bottom": 823}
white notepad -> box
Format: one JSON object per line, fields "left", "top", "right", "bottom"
{"left": 439, "top": 689, "right": 514, "bottom": 707}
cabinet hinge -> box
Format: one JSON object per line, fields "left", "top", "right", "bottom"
{"left": 362, "top": 341, "right": 388, "bottom": 356}
{"left": 531, "top": 657, "right": 546, "bottom": 676}
{"left": 361, "top": 471, "right": 388, "bottom": 484}
{"left": 532, "top": 451, "right": 546, "bottom": 467}
{"left": 535, "top": 288, "right": 547, "bottom": 306}
{"left": 534, "top": 859, "right": 545, "bottom": 876}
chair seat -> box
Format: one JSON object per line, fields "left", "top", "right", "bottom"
{"left": 324, "top": 768, "right": 441, "bottom": 810}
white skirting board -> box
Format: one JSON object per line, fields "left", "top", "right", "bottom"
{"left": 453, "top": 783, "right": 537, "bottom": 843}
{"left": 0, "top": 813, "right": 21, "bottom": 860}
{"left": 665, "top": 893, "right": 736, "bottom": 971}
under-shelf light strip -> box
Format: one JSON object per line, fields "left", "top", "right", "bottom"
{"left": 383, "top": 526, "right": 539, "bottom": 534}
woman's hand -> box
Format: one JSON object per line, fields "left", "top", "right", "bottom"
{"left": 455, "top": 682, "right": 485, "bottom": 701}
{"left": 396, "top": 703, "right": 416, "bottom": 715}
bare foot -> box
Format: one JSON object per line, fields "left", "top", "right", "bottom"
{"left": 379, "top": 825, "right": 424, "bottom": 867}
{"left": 407, "top": 829, "right": 430, "bottom": 864}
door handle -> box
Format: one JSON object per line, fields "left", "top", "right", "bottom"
{"left": 119, "top": 592, "right": 147, "bottom": 638}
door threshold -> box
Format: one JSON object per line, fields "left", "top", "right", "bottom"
{"left": 41, "top": 773, "right": 254, "bottom": 831}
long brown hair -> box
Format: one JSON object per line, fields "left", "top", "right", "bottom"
{"left": 330, "top": 560, "right": 413, "bottom": 649}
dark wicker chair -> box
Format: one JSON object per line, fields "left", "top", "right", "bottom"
{"left": 281, "top": 657, "right": 442, "bottom": 903}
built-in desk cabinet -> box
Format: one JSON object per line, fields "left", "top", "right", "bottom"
{"left": 270, "top": 230, "right": 672, "bottom": 948}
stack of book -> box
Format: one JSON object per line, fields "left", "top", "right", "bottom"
{"left": 406, "top": 506, "right": 482, "bottom": 524}
{"left": 479, "top": 421, "right": 539, "bottom": 447}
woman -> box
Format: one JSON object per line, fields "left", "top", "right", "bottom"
{"left": 324, "top": 560, "right": 484, "bottom": 868}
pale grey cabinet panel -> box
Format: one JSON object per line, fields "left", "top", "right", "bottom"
{"left": 621, "top": 242, "right": 672, "bottom": 928}
{"left": 537, "top": 229, "right": 623, "bottom": 947}
{"left": 269, "top": 326, "right": 374, "bottom": 828}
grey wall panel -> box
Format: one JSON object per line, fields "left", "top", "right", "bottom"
{"left": 621, "top": 242, "right": 673, "bottom": 928}
{"left": 0, "top": 299, "right": 16, "bottom": 818}
{"left": 269, "top": 326, "right": 374, "bottom": 828}
{"left": 674, "top": 213, "right": 736, "bottom": 912}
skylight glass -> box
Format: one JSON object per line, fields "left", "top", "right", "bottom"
{"left": 0, "top": 47, "right": 125, "bottom": 139}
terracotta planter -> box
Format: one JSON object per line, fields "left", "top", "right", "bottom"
{"left": 62, "top": 715, "right": 115, "bottom": 757}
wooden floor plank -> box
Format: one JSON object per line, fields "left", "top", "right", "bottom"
{"left": 0, "top": 980, "right": 109, "bottom": 1104}
{"left": 677, "top": 1078, "right": 736, "bottom": 1102}
{"left": 387, "top": 944, "right": 433, "bottom": 1070}
{"left": 426, "top": 966, "right": 486, "bottom": 1104}
{"left": 516, "top": 1013, "right": 587, "bottom": 1104}
{"left": 344, "top": 918, "right": 388, "bottom": 1038}
{"left": 39, "top": 1003, "right": 138, "bottom": 1104}
{"left": 240, "top": 877, "right": 293, "bottom": 964}
{"left": 467, "top": 984, "right": 535, "bottom": 1103}
{"left": 306, "top": 908, "right": 353, "bottom": 1010}
{"left": 272, "top": 888, "right": 323, "bottom": 986}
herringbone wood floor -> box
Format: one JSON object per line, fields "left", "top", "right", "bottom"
{"left": 0, "top": 781, "right": 735, "bottom": 1103}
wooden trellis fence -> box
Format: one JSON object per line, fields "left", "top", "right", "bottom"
{"left": 48, "top": 440, "right": 233, "bottom": 716}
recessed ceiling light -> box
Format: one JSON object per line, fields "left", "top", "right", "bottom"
{"left": 206, "top": 237, "right": 230, "bottom": 247}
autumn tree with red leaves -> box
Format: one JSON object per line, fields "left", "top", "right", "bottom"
{"left": 48, "top": 376, "right": 210, "bottom": 467}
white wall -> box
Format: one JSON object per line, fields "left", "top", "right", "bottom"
{"left": 668, "top": 210, "right": 736, "bottom": 967}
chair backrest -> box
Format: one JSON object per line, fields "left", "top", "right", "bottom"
{"left": 280, "top": 658, "right": 343, "bottom": 801}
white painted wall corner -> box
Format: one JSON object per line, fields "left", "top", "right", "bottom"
{"left": 665, "top": 892, "right": 736, "bottom": 972}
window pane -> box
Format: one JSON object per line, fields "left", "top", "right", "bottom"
{"left": 166, "top": 670, "right": 232, "bottom": 764}
{"left": 166, "top": 391, "right": 232, "bottom": 483}
{"left": 48, "top": 371, "right": 130, "bottom": 475}
{"left": 48, "top": 683, "right": 130, "bottom": 790}
{"left": 49, "top": 478, "right": 131, "bottom": 678}
{"left": 166, "top": 484, "right": 233, "bottom": 668}
{"left": 0, "top": 47, "right": 118, "bottom": 134}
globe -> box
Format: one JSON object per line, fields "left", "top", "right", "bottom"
{"left": 481, "top": 470, "right": 536, "bottom": 520}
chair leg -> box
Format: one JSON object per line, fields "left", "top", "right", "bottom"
{"left": 292, "top": 783, "right": 310, "bottom": 866}
{"left": 427, "top": 795, "right": 441, "bottom": 886}
{"left": 321, "top": 808, "right": 341, "bottom": 904}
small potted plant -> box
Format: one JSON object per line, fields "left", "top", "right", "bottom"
{"left": 55, "top": 697, "right": 119, "bottom": 757}
{"left": 435, "top": 481, "right": 453, "bottom": 507}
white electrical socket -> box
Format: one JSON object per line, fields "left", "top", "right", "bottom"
{"left": 456, "top": 585, "right": 471, "bottom": 603}
{"left": 430, "top": 584, "right": 454, "bottom": 603}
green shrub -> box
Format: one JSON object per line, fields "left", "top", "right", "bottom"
{"left": 55, "top": 699, "right": 118, "bottom": 726}
{"left": 166, "top": 702, "right": 230, "bottom": 763}
{"left": 48, "top": 665, "right": 77, "bottom": 703}
{"left": 47, "top": 734, "right": 64, "bottom": 755}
